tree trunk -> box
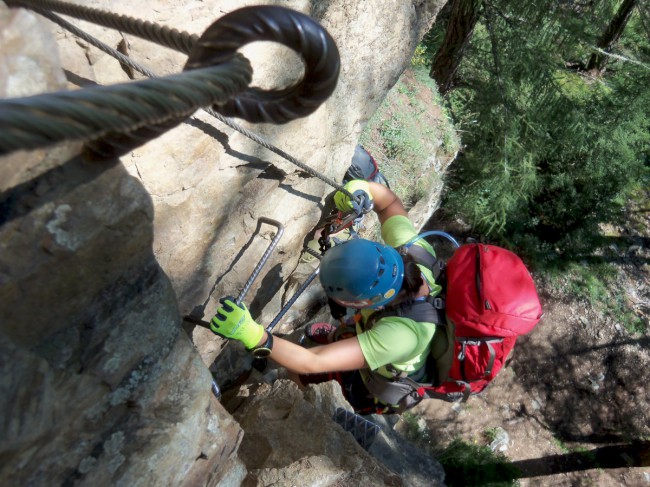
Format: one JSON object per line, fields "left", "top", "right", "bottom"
{"left": 586, "top": 0, "right": 637, "bottom": 74}
{"left": 429, "top": 0, "right": 481, "bottom": 95}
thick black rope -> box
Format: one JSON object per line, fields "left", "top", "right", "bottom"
{"left": 5, "top": 0, "right": 198, "bottom": 54}
{"left": 185, "top": 5, "right": 341, "bottom": 125}
{"left": 35, "top": 8, "right": 353, "bottom": 197}
{"left": 0, "top": 58, "right": 252, "bottom": 155}
{"left": 3, "top": 2, "right": 354, "bottom": 199}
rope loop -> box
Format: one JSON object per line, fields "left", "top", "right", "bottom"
{"left": 186, "top": 5, "right": 340, "bottom": 124}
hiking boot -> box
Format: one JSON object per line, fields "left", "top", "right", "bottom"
{"left": 302, "top": 322, "right": 337, "bottom": 346}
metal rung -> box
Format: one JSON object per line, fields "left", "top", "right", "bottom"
{"left": 332, "top": 407, "right": 381, "bottom": 450}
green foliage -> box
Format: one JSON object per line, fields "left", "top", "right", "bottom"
{"left": 483, "top": 427, "right": 502, "bottom": 443}
{"left": 418, "top": 18, "right": 448, "bottom": 63}
{"left": 401, "top": 415, "right": 521, "bottom": 486}
{"left": 360, "top": 65, "right": 456, "bottom": 208}
{"left": 400, "top": 412, "right": 435, "bottom": 450}
{"left": 438, "top": 438, "right": 521, "bottom": 487}
{"left": 545, "top": 260, "right": 648, "bottom": 334}
{"left": 424, "top": 0, "right": 650, "bottom": 266}
{"left": 411, "top": 44, "right": 429, "bottom": 67}
{"left": 551, "top": 437, "right": 603, "bottom": 470}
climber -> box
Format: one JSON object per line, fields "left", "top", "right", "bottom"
{"left": 210, "top": 180, "right": 448, "bottom": 414}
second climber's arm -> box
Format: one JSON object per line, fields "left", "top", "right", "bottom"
{"left": 366, "top": 181, "right": 408, "bottom": 223}
{"left": 334, "top": 180, "right": 407, "bottom": 224}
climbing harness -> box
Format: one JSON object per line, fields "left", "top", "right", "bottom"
{"left": 317, "top": 209, "right": 364, "bottom": 253}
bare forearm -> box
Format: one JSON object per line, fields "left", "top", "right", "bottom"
{"left": 263, "top": 332, "right": 327, "bottom": 374}
{"left": 367, "top": 182, "right": 407, "bottom": 223}
{"left": 254, "top": 331, "right": 367, "bottom": 374}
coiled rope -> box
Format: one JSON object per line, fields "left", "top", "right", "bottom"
{"left": 0, "top": 59, "right": 252, "bottom": 156}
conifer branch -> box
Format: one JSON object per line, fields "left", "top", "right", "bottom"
{"left": 590, "top": 46, "right": 650, "bottom": 71}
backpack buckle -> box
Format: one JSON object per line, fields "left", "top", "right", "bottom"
{"left": 432, "top": 297, "right": 445, "bottom": 309}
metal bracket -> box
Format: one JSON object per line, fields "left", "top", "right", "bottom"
{"left": 184, "top": 217, "right": 283, "bottom": 401}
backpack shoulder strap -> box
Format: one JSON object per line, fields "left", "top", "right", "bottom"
{"left": 401, "top": 298, "right": 446, "bottom": 325}
{"left": 399, "top": 242, "right": 446, "bottom": 282}
{"left": 405, "top": 244, "right": 437, "bottom": 268}
{"left": 365, "top": 297, "right": 445, "bottom": 330}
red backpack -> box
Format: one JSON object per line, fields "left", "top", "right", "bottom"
{"left": 361, "top": 241, "right": 543, "bottom": 411}
{"left": 427, "top": 243, "right": 543, "bottom": 401}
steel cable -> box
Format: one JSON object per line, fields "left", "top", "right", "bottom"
{"left": 5, "top": 0, "right": 198, "bottom": 54}
{"left": 0, "top": 58, "right": 252, "bottom": 155}
{"left": 32, "top": 8, "right": 354, "bottom": 197}
{"left": 204, "top": 108, "right": 351, "bottom": 195}
{"left": 2, "top": 2, "right": 354, "bottom": 198}
{"left": 36, "top": 8, "right": 158, "bottom": 78}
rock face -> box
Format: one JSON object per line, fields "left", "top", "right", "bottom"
{"left": 222, "top": 378, "right": 446, "bottom": 487}
{"left": 0, "top": 0, "right": 449, "bottom": 485}
{"left": 1, "top": 7, "right": 244, "bottom": 486}
{"left": 47, "top": 0, "right": 446, "bottom": 365}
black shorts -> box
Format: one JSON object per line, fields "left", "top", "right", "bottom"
{"left": 299, "top": 370, "right": 390, "bottom": 415}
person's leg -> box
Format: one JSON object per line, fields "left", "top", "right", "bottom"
{"left": 302, "top": 322, "right": 337, "bottom": 345}
{"left": 342, "top": 371, "right": 386, "bottom": 414}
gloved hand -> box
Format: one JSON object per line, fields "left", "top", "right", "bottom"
{"left": 211, "top": 297, "right": 264, "bottom": 350}
{"left": 333, "top": 180, "right": 373, "bottom": 215}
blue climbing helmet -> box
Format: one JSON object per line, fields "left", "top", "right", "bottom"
{"left": 319, "top": 239, "right": 404, "bottom": 309}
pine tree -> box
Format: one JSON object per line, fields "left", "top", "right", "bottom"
{"left": 586, "top": 0, "right": 638, "bottom": 74}
{"left": 425, "top": 0, "right": 650, "bottom": 264}
{"left": 430, "top": 0, "right": 482, "bottom": 94}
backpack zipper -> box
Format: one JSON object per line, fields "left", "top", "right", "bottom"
{"left": 476, "top": 246, "right": 491, "bottom": 310}
{"left": 475, "top": 246, "right": 483, "bottom": 308}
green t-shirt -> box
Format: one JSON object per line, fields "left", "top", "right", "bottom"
{"left": 356, "top": 215, "right": 445, "bottom": 378}
{"left": 381, "top": 215, "right": 443, "bottom": 298}
{"left": 358, "top": 316, "right": 437, "bottom": 376}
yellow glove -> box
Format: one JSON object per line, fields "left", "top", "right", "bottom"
{"left": 333, "top": 180, "right": 373, "bottom": 214}
{"left": 211, "top": 297, "right": 264, "bottom": 350}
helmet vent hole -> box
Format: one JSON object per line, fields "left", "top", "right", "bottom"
{"left": 377, "top": 267, "right": 384, "bottom": 277}
{"left": 371, "top": 280, "right": 379, "bottom": 288}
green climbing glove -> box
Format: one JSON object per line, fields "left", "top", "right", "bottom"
{"left": 211, "top": 297, "right": 264, "bottom": 350}
{"left": 333, "top": 180, "right": 373, "bottom": 215}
